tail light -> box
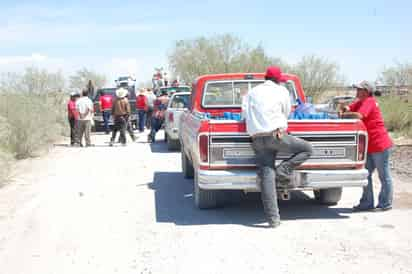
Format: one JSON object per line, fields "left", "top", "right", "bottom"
{"left": 199, "top": 135, "right": 209, "bottom": 163}
{"left": 168, "top": 112, "right": 174, "bottom": 123}
{"left": 358, "top": 134, "right": 366, "bottom": 161}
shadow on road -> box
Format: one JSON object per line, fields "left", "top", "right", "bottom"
{"left": 149, "top": 142, "right": 175, "bottom": 153}
{"left": 149, "top": 172, "right": 352, "bottom": 227}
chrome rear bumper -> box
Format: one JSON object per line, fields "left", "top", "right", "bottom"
{"left": 197, "top": 169, "right": 368, "bottom": 191}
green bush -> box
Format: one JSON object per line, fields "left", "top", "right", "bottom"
{"left": 0, "top": 115, "right": 12, "bottom": 185}
{"left": 378, "top": 95, "right": 412, "bottom": 137}
{"left": 0, "top": 92, "right": 66, "bottom": 159}
{"left": 0, "top": 68, "right": 68, "bottom": 165}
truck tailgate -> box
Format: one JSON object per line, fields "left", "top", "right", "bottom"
{"left": 206, "top": 119, "right": 367, "bottom": 169}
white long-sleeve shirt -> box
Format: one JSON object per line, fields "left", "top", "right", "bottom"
{"left": 241, "top": 80, "right": 291, "bottom": 136}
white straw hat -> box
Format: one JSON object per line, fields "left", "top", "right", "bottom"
{"left": 116, "top": 88, "right": 128, "bottom": 98}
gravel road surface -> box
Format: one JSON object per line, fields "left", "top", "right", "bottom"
{"left": 0, "top": 130, "right": 411, "bottom": 274}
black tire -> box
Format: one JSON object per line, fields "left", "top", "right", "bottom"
{"left": 92, "top": 123, "right": 101, "bottom": 132}
{"left": 181, "top": 149, "right": 194, "bottom": 179}
{"left": 194, "top": 170, "right": 222, "bottom": 209}
{"left": 314, "top": 188, "right": 342, "bottom": 205}
{"left": 167, "top": 137, "right": 180, "bottom": 151}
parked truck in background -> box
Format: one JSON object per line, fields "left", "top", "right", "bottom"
{"left": 164, "top": 91, "right": 191, "bottom": 150}
{"left": 179, "top": 73, "right": 368, "bottom": 209}
{"left": 93, "top": 76, "right": 138, "bottom": 131}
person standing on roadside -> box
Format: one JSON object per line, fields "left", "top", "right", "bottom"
{"left": 86, "top": 80, "right": 95, "bottom": 99}
{"left": 145, "top": 88, "right": 156, "bottom": 129}
{"left": 148, "top": 89, "right": 169, "bottom": 143}
{"left": 67, "top": 91, "right": 80, "bottom": 146}
{"left": 340, "top": 81, "right": 393, "bottom": 211}
{"left": 99, "top": 90, "right": 113, "bottom": 134}
{"left": 136, "top": 88, "right": 148, "bottom": 132}
{"left": 76, "top": 89, "right": 94, "bottom": 147}
{"left": 110, "top": 88, "right": 131, "bottom": 146}
{"left": 242, "top": 66, "right": 312, "bottom": 228}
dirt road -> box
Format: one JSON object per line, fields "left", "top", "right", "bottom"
{"left": 0, "top": 131, "right": 411, "bottom": 274}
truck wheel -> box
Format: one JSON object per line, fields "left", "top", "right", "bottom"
{"left": 314, "top": 188, "right": 342, "bottom": 205}
{"left": 181, "top": 150, "right": 194, "bottom": 178}
{"left": 194, "top": 170, "right": 222, "bottom": 209}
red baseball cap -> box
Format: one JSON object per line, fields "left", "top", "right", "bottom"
{"left": 265, "top": 66, "right": 286, "bottom": 82}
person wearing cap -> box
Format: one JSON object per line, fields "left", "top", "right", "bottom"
{"left": 340, "top": 81, "right": 393, "bottom": 211}
{"left": 148, "top": 89, "right": 169, "bottom": 143}
{"left": 242, "top": 66, "right": 312, "bottom": 228}
{"left": 76, "top": 89, "right": 94, "bottom": 147}
{"left": 99, "top": 90, "right": 113, "bottom": 134}
{"left": 67, "top": 91, "right": 80, "bottom": 146}
{"left": 110, "top": 88, "right": 131, "bottom": 146}
{"left": 136, "top": 88, "right": 149, "bottom": 132}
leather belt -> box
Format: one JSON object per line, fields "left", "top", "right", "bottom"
{"left": 251, "top": 128, "right": 286, "bottom": 139}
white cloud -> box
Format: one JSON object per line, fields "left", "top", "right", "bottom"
{"left": 0, "top": 22, "right": 157, "bottom": 44}
{"left": 0, "top": 53, "right": 47, "bottom": 65}
{"left": 0, "top": 53, "right": 168, "bottom": 88}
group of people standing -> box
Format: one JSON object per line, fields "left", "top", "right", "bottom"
{"left": 67, "top": 86, "right": 170, "bottom": 147}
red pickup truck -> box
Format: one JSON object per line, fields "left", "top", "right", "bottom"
{"left": 179, "top": 73, "right": 368, "bottom": 209}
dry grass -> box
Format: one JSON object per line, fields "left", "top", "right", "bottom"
{"left": 0, "top": 92, "right": 66, "bottom": 184}
{"left": 0, "top": 92, "right": 66, "bottom": 158}
{"left": 378, "top": 95, "right": 412, "bottom": 137}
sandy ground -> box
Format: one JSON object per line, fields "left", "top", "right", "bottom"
{"left": 0, "top": 130, "right": 411, "bottom": 274}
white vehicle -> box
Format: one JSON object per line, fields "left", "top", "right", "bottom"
{"left": 164, "top": 91, "right": 191, "bottom": 150}
{"left": 115, "top": 76, "right": 136, "bottom": 88}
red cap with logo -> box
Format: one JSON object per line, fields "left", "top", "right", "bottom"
{"left": 265, "top": 66, "right": 286, "bottom": 82}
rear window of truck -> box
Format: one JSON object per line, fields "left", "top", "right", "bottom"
{"left": 202, "top": 80, "right": 298, "bottom": 108}
{"left": 170, "top": 94, "right": 190, "bottom": 108}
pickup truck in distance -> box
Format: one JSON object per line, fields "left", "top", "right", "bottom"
{"left": 179, "top": 73, "right": 369, "bottom": 209}
{"left": 164, "top": 91, "right": 191, "bottom": 150}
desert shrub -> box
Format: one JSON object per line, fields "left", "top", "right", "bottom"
{"left": 0, "top": 116, "right": 12, "bottom": 185}
{"left": 378, "top": 95, "right": 412, "bottom": 137}
{"left": 0, "top": 92, "right": 66, "bottom": 159}
{"left": 0, "top": 150, "right": 12, "bottom": 186}
{"left": 0, "top": 68, "right": 67, "bottom": 159}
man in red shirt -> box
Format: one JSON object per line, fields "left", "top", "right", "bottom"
{"left": 340, "top": 81, "right": 393, "bottom": 211}
{"left": 99, "top": 90, "right": 113, "bottom": 134}
{"left": 136, "top": 88, "right": 149, "bottom": 132}
{"left": 67, "top": 92, "right": 80, "bottom": 145}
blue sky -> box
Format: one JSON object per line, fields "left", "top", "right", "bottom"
{"left": 0, "top": 0, "right": 410, "bottom": 86}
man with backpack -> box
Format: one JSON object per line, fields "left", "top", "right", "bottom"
{"left": 148, "top": 89, "right": 169, "bottom": 143}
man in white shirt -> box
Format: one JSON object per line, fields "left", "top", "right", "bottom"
{"left": 75, "top": 89, "right": 94, "bottom": 147}
{"left": 242, "top": 66, "right": 312, "bottom": 228}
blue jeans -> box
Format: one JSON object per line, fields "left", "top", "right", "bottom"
{"left": 138, "top": 110, "right": 146, "bottom": 132}
{"left": 149, "top": 117, "right": 163, "bottom": 142}
{"left": 102, "top": 110, "right": 111, "bottom": 133}
{"left": 358, "top": 148, "right": 393, "bottom": 208}
{"left": 251, "top": 133, "right": 312, "bottom": 223}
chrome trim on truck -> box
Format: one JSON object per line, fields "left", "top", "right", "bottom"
{"left": 197, "top": 169, "right": 368, "bottom": 191}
